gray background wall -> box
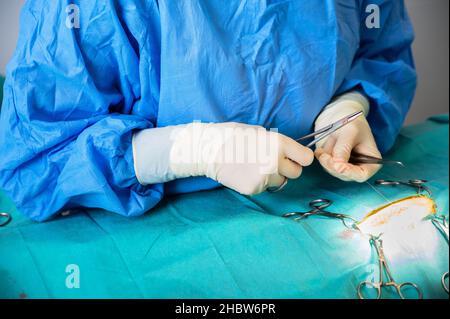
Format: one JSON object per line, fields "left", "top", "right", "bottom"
{"left": 0, "top": 0, "right": 448, "bottom": 124}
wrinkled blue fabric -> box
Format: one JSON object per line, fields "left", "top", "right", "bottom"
{"left": 0, "top": 0, "right": 416, "bottom": 221}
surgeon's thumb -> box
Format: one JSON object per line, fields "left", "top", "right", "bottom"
{"left": 332, "top": 133, "right": 357, "bottom": 163}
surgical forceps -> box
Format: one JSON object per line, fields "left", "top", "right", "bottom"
{"left": 349, "top": 151, "right": 404, "bottom": 167}
{"left": 358, "top": 234, "right": 423, "bottom": 299}
{"left": 296, "top": 111, "right": 404, "bottom": 166}
{"left": 270, "top": 111, "right": 360, "bottom": 193}
{"left": 0, "top": 212, "right": 11, "bottom": 227}
{"left": 375, "top": 179, "right": 432, "bottom": 196}
{"left": 428, "top": 214, "right": 449, "bottom": 293}
{"left": 296, "top": 111, "right": 363, "bottom": 147}
{"left": 282, "top": 198, "right": 359, "bottom": 230}
{"left": 268, "top": 112, "right": 363, "bottom": 193}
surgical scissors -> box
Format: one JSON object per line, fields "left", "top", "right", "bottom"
{"left": 0, "top": 212, "right": 11, "bottom": 227}
{"left": 358, "top": 234, "right": 423, "bottom": 299}
{"left": 375, "top": 179, "right": 432, "bottom": 196}
{"left": 429, "top": 214, "right": 449, "bottom": 293}
{"left": 282, "top": 198, "right": 359, "bottom": 230}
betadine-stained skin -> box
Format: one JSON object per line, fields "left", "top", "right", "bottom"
{"left": 357, "top": 195, "right": 437, "bottom": 235}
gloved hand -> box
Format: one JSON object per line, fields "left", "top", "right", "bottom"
{"left": 133, "top": 122, "right": 314, "bottom": 195}
{"left": 314, "top": 92, "right": 382, "bottom": 182}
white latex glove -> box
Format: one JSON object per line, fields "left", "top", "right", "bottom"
{"left": 314, "top": 92, "right": 382, "bottom": 182}
{"left": 133, "top": 122, "right": 314, "bottom": 195}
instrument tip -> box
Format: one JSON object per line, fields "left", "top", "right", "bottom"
{"left": 348, "top": 110, "right": 364, "bottom": 122}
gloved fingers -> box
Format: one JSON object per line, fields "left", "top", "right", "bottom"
{"left": 331, "top": 127, "right": 359, "bottom": 162}
{"left": 350, "top": 143, "right": 382, "bottom": 181}
{"left": 279, "top": 157, "right": 303, "bottom": 179}
{"left": 336, "top": 162, "right": 379, "bottom": 183}
{"left": 316, "top": 152, "right": 353, "bottom": 182}
{"left": 352, "top": 163, "right": 381, "bottom": 182}
{"left": 354, "top": 141, "right": 382, "bottom": 159}
{"left": 267, "top": 173, "right": 287, "bottom": 188}
{"left": 314, "top": 135, "right": 337, "bottom": 159}
{"left": 279, "top": 134, "right": 314, "bottom": 166}
{"left": 317, "top": 151, "right": 380, "bottom": 182}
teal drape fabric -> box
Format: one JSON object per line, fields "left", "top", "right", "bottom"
{"left": 0, "top": 115, "right": 448, "bottom": 298}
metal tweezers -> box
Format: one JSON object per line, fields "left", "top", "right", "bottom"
{"left": 349, "top": 151, "right": 405, "bottom": 167}
{"left": 296, "top": 111, "right": 404, "bottom": 167}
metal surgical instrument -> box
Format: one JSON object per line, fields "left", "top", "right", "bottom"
{"left": 296, "top": 111, "right": 404, "bottom": 166}
{"left": 0, "top": 212, "right": 11, "bottom": 227}
{"left": 282, "top": 198, "right": 359, "bottom": 230}
{"left": 269, "top": 111, "right": 363, "bottom": 193}
{"left": 429, "top": 214, "right": 449, "bottom": 293}
{"left": 296, "top": 111, "right": 363, "bottom": 147}
{"left": 349, "top": 151, "right": 405, "bottom": 167}
{"left": 358, "top": 234, "right": 423, "bottom": 299}
{"left": 375, "top": 179, "right": 432, "bottom": 196}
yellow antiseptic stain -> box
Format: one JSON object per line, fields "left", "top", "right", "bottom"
{"left": 358, "top": 195, "right": 436, "bottom": 236}
{"left": 356, "top": 195, "right": 439, "bottom": 261}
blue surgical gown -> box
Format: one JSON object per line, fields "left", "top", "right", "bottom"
{"left": 0, "top": 0, "right": 416, "bottom": 221}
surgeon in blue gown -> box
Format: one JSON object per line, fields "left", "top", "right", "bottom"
{"left": 0, "top": 0, "right": 416, "bottom": 222}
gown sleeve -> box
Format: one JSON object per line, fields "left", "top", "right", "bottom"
{"left": 0, "top": 0, "right": 163, "bottom": 221}
{"left": 336, "top": 0, "right": 417, "bottom": 153}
